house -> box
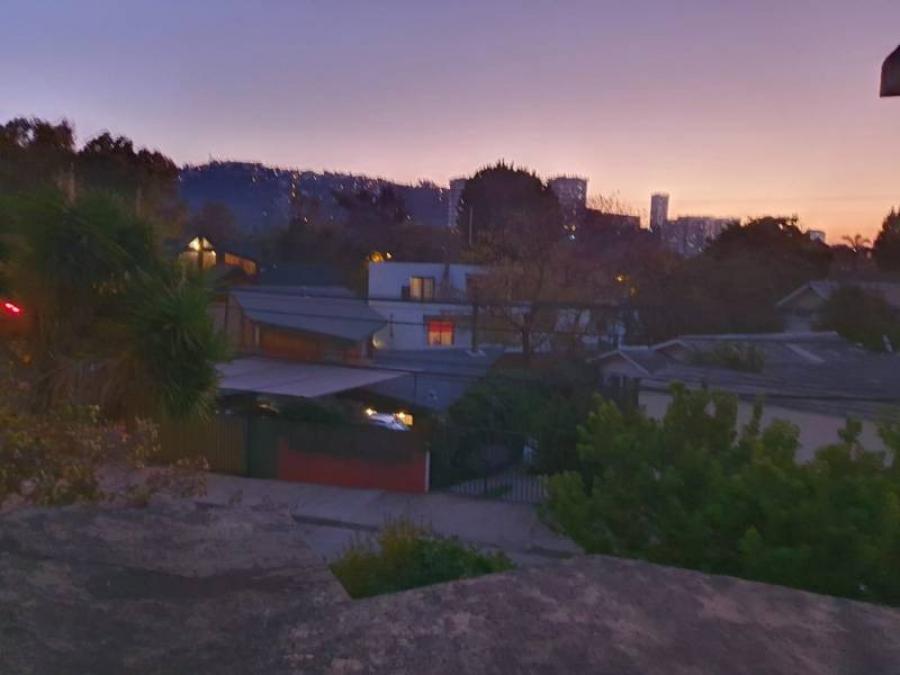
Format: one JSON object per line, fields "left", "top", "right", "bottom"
{"left": 215, "top": 284, "right": 436, "bottom": 492}
{"left": 595, "top": 331, "right": 900, "bottom": 461}
{"left": 777, "top": 280, "right": 900, "bottom": 331}
{"left": 367, "top": 261, "right": 486, "bottom": 350}
{"left": 167, "top": 234, "right": 260, "bottom": 284}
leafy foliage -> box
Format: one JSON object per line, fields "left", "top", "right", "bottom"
{"left": 638, "top": 217, "right": 832, "bottom": 340}
{"left": 547, "top": 386, "right": 900, "bottom": 605}
{"left": 330, "top": 520, "right": 513, "bottom": 598}
{"left": 873, "top": 207, "right": 900, "bottom": 274}
{"left": 0, "top": 190, "right": 226, "bottom": 419}
{"left": 817, "top": 285, "right": 900, "bottom": 352}
{"left": 458, "top": 162, "right": 564, "bottom": 260}
{"left": 0, "top": 357, "right": 206, "bottom": 508}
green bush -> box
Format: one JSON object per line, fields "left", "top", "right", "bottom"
{"left": 817, "top": 285, "right": 900, "bottom": 352}
{"left": 547, "top": 385, "right": 900, "bottom": 606}
{"left": 330, "top": 520, "right": 514, "bottom": 598}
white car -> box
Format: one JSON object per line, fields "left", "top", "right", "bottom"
{"left": 367, "top": 412, "right": 410, "bottom": 431}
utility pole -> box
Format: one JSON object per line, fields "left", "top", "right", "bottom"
{"left": 470, "top": 292, "right": 479, "bottom": 351}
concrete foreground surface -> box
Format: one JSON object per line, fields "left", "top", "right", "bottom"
{"left": 196, "top": 473, "right": 582, "bottom": 565}
{"left": 3, "top": 502, "right": 900, "bottom": 674}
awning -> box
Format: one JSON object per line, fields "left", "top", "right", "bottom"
{"left": 218, "top": 357, "right": 405, "bottom": 398}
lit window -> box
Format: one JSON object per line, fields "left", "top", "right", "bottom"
{"left": 409, "top": 276, "right": 435, "bottom": 301}
{"left": 426, "top": 319, "right": 454, "bottom": 346}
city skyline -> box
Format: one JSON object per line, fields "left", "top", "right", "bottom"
{"left": 2, "top": 1, "right": 898, "bottom": 239}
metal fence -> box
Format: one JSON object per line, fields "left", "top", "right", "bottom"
{"left": 444, "top": 464, "right": 548, "bottom": 504}
{"left": 157, "top": 414, "right": 247, "bottom": 475}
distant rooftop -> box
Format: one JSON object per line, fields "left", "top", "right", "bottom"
{"left": 232, "top": 285, "right": 385, "bottom": 342}
{"left": 777, "top": 280, "right": 900, "bottom": 310}
{"left": 597, "top": 332, "right": 900, "bottom": 420}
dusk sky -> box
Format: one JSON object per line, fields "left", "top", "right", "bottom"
{"left": 2, "top": 1, "right": 898, "bottom": 238}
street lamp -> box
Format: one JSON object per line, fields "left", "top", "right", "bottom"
{"left": 881, "top": 45, "right": 900, "bottom": 97}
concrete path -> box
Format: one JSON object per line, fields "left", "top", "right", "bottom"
{"left": 191, "top": 474, "right": 581, "bottom": 565}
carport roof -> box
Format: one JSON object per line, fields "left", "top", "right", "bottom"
{"left": 218, "top": 357, "right": 405, "bottom": 398}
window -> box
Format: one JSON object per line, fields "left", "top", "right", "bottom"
{"left": 426, "top": 319, "right": 454, "bottom": 346}
{"left": 409, "top": 276, "right": 435, "bottom": 301}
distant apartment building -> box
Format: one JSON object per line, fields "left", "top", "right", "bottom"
{"left": 548, "top": 176, "right": 588, "bottom": 231}
{"left": 367, "top": 261, "right": 486, "bottom": 350}
{"left": 660, "top": 216, "right": 738, "bottom": 257}
{"left": 447, "top": 177, "right": 467, "bottom": 229}
{"left": 649, "top": 193, "right": 737, "bottom": 256}
{"left": 808, "top": 230, "right": 827, "bottom": 243}
{"left": 650, "top": 193, "right": 669, "bottom": 233}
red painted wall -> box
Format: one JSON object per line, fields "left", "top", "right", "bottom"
{"left": 276, "top": 439, "right": 428, "bottom": 493}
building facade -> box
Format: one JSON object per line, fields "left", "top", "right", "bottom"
{"left": 367, "top": 261, "right": 487, "bottom": 350}
{"left": 659, "top": 216, "right": 738, "bottom": 257}
{"left": 650, "top": 193, "right": 669, "bottom": 233}
{"left": 447, "top": 177, "right": 467, "bottom": 229}
{"left": 548, "top": 176, "right": 588, "bottom": 231}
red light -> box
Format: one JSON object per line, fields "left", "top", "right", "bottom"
{"left": 2, "top": 301, "right": 22, "bottom": 316}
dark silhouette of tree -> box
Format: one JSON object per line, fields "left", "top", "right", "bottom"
{"left": 457, "top": 162, "right": 564, "bottom": 261}
{"left": 77, "top": 132, "right": 179, "bottom": 221}
{"left": 638, "top": 217, "right": 832, "bottom": 340}
{"left": 873, "top": 207, "right": 900, "bottom": 274}
{"left": 0, "top": 117, "right": 76, "bottom": 193}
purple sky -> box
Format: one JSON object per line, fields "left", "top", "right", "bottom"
{"left": 2, "top": 1, "right": 898, "bottom": 238}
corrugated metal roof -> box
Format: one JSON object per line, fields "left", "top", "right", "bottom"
{"left": 232, "top": 286, "right": 386, "bottom": 342}
{"left": 365, "top": 347, "right": 504, "bottom": 411}
{"left": 218, "top": 357, "right": 404, "bottom": 398}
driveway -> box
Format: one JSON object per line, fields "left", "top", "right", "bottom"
{"left": 192, "top": 474, "right": 581, "bottom": 565}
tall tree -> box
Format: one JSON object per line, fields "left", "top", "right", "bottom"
{"left": 457, "top": 162, "right": 564, "bottom": 260}
{"left": 873, "top": 207, "right": 900, "bottom": 274}
{"left": 0, "top": 117, "right": 76, "bottom": 194}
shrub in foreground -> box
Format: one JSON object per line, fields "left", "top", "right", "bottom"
{"left": 547, "top": 386, "right": 900, "bottom": 606}
{"left": 330, "top": 520, "right": 514, "bottom": 598}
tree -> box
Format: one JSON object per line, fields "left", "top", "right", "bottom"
{"left": 873, "top": 207, "right": 900, "bottom": 274}
{"left": 0, "top": 117, "right": 76, "bottom": 194}
{"left": 637, "top": 216, "right": 832, "bottom": 340}
{"left": 457, "top": 162, "right": 564, "bottom": 259}
{"left": 77, "top": 131, "right": 180, "bottom": 224}
{"left": 547, "top": 387, "right": 900, "bottom": 605}
{"left": 1, "top": 190, "right": 226, "bottom": 420}
{"left": 842, "top": 233, "right": 871, "bottom": 254}
{"left": 817, "top": 286, "right": 900, "bottom": 352}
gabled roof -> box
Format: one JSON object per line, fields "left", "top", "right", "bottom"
{"left": 218, "top": 356, "right": 404, "bottom": 398}
{"left": 232, "top": 285, "right": 386, "bottom": 342}
{"left": 596, "top": 332, "right": 900, "bottom": 421}
{"left": 776, "top": 281, "right": 900, "bottom": 310}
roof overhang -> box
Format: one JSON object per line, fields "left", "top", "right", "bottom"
{"left": 218, "top": 357, "right": 405, "bottom": 398}
{"left": 775, "top": 283, "right": 828, "bottom": 309}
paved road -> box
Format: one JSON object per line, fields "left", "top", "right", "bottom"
{"left": 191, "top": 474, "right": 581, "bottom": 565}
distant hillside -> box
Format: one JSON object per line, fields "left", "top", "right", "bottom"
{"left": 179, "top": 162, "right": 448, "bottom": 234}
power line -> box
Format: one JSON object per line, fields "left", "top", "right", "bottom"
{"left": 228, "top": 284, "right": 642, "bottom": 311}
